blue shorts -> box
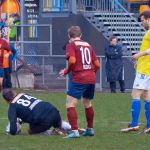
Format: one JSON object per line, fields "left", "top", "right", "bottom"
{"left": 0, "top": 68, "right": 4, "bottom": 78}
{"left": 67, "top": 81, "right": 95, "bottom": 100}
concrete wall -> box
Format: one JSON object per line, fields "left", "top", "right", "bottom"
{"left": 52, "top": 14, "right": 108, "bottom": 56}
{"left": 12, "top": 72, "right": 34, "bottom": 88}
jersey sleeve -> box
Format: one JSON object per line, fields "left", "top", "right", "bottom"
{"left": 8, "top": 104, "right": 17, "bottom": 135}
{"left": 91, "top": 47, "right": 98, "bottom": 62}
{"left": 66, "top": 43, "right": 75, "bottom": 60}
{"left": 3, "top": 39, "right": 11, "bottom": 52}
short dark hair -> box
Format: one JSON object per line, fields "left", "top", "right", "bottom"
{"left": 68, "top": 26, "right": 82, "bottom": 38}
{"left": 2, "top": 88, "right": 17, "bottom": 102}
{"left": 139, "top": 11, "right": 150, "bottom": 20}
{"left": 109, "top": 36, "right": 117, "bottom": 42}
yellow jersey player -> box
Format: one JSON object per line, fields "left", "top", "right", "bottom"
{"left": 121, "top": 11, "right": 150, "bottom": 133}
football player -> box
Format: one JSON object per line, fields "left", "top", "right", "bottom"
{"left": 59, "top": 26, "right": 100, "bottom": 138}
{"left": 121, "top": 11, "right": 150, "bottom": 133}
{"left": 2, "top": 88, "right": 69, "bottom": 136}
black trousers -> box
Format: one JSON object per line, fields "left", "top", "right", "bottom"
{"left": 109, "top": 80, "right": 125, "bottom": 93}
{"left": 3, "top": 68, "right": 12, "bottom": 89}
{"left": 29, "top": 108, "right": 62, "bottom": 134}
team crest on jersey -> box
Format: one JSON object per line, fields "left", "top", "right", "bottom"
{"left": 140, "top": 74, "right": 145, "bottom": 79}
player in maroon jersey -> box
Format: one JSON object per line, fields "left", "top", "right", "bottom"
{"left": 59, "top": 26, "right": 100, "bottom": 138}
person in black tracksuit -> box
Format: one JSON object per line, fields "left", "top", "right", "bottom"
{"left": 2, "top": 88, "right": 62, "bottom": 135}
{"left": 104, "top": 36, "right": 125, "bottom": 93}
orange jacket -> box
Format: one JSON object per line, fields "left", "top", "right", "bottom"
{"left": 2, "top": 50, "right": 11, "bottom": 68}
{"left": 0, "top": 38, "right": 12, "bottom": 68}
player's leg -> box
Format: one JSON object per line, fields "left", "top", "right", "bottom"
{"left": 0, "top": 68, "right": 4, "bottom": 91}
{"left": 28, "top": 123, "right": 51, "bottom": 135}
{"left": 121, "top": 73, "right": 145, "bottom": 132}
{"left": 82, "top": 84, "right": 95, "bottom": 136}
{"left": 119, "top": 80, "right": 125, "bottom": 93}
{"left": 121, "top": 88, "right": 143, "bottom": 132}
{"left": 28, "top": 108, "right": 55, "bottom": 134}
{"left": 29, "top": 106, "right": 61, "bottom": 134}
{"left": 45, "top": 109, "right": 67, "bottom": 136}
{"left": 64, "top": 82, "right": 85, "bottom": 138}
{"left": 110, "top": 81, "right": 116, "bottom": 93}
{"left": 0, "top": 77, "right": 3, "bottom": 91}
{"left": 28, "top": 124, "right": 50, "bottom": 134}
{"left": 143, "top": 90, "right": 150, "bottom": 133}
{"left": 131, "top": 89, "right": 143, "bottom": 126}
{"left": 3, "top": 68, "right": 12, "bottom": 89}
{"left": 66, "top": 95, "right": 78, "bottom": 131}
{"left": 64, "top": 95, "right": 79, "bottom": 138}
{"left": 29, "top": 108, "right": 66, "bottom": 136}
{"left": 52, "top": 108, "right": 62, "bottom": 129}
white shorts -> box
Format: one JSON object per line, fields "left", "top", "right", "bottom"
{"left": 133, "top": 73, "right": 150, "bottom": 90}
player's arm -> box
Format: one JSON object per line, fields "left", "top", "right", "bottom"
{"left": 132, "top": 48, "right": 150, "bottom": 60}
{"left": 65, "top": 56, "right": 76, "bottom": 74}
{"left": 92, "top": 49, "right": 100, "bottom": 72}
{"left": 2, "top": 40, "right": 12, "bottom": 58}
{"left": 2, "top": 39, "right": 12, "bottom": 52}
{"left": 105, "top": 45, "right": 122, "bottom": 59}
{"left": 115, "top": 45, "right": 123, "bottom": 58}
{"left": 104, "top": 46, "right": 117, "bottom": 59}
{"left": 104, "top": 46, "right": 112, "bottom": 59}
{"left": 59, "top": 43, "right": 76, "bottom": 76}
{"left": 59, "top": 56, "right": 76, "bottom": 76}
{"left": 93, "top": 60, "right": 100, "bottom": 72}
{"left": 8, "top": 105, "right": 17, "bottom": 135}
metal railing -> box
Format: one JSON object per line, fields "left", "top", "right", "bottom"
{"left": 5, "top": 3, "right": 141, "bottom": 90}
{"left": 101, "top": 0, "right": 145, "bottom": 52}
{"left": 44, "top": 0, "right": 144, "bottom": 53}
{"left": 81, "top": 0, "right": 145, "bottom": 53}
{"left": 9, "top": 24, "right": 52, "bottom": 56}
{"left": 6, "top": 23, "right": 136, "bottom": 90}
{"left": 42, "top": 0, "right": 149, "bottom": 14}
{"left": 77, "top": 0, "right": 127, "bottom": 12}
{"left": 8, "top": 24, "right": 52, "bottom": 86}
{"left": 13, "top": 55, "right": 135, "bottom": 91}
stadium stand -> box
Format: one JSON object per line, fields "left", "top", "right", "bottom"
{"left": 83, "top": 1, "right": 145, "bottom": 55}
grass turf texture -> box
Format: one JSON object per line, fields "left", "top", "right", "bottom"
{"left": 0, "top": 92, "right": 149, "bottom": 150}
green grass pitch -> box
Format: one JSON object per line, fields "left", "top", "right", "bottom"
{"left": 0, "top": 91, "right": 149, "bottom": 150}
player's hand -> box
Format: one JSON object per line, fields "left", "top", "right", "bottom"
{"left": 134, "top": 62, "right": 137, "bottom": 69}
{"left": 59, "top": 69, "right": 65, "bottom": 76}
{"left": 4, "top": 53, "right": 9, "bottom": 58}
{"left": 59, "top": 68, "right": 68, "bottom": 76}
{"left": 131, "top": 53, "right": 140, "bottom": 60}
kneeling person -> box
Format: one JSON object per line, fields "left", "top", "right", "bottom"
{"left": 2, "top": 88, "right": 63, "bottom": 135}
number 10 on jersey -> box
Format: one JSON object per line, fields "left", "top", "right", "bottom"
{"left": 80, "top": 46, "right": 92, "bottom": 70}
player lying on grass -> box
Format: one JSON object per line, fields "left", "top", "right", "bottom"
{"left": 2, "top": 88, "right": 73, "bottom": 136}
